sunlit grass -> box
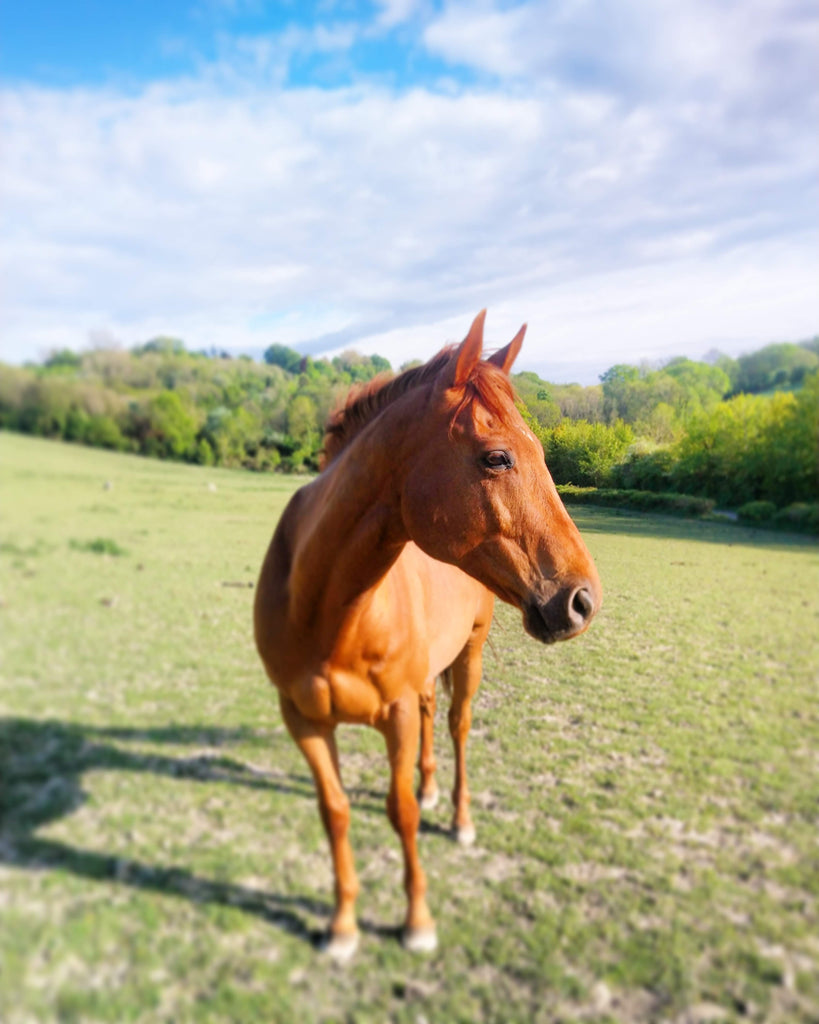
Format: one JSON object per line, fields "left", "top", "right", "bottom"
{"left": 2, "top": 432, "right": 818, "bottom": 1023}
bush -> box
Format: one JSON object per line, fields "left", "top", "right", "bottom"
{"left": 194, "top": 437, "right": 215, "bottom": 466}
{"left": 610, "top": 442, "right": 676, "bottom": 491}
{"left": 737, "top": 501, "right": 777, "bottom": 524}
{"left": 773, "top": 503, "right": 819, "bottom": 534}
{"left": 545, "top": 420, "right": 634, "bottom": 487}
{"left": 83, "top": 414, "right": 126, "bottom": 450}
{"left": 145, "top": 392, "right": 199, "bottom": 459}
{"left": 557, "top": 486, "right": 714, "bottom": 517}
{"left": 672, "top": 382, "right": 818, "bottom": 507}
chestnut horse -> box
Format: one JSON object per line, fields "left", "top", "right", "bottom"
{"left": 254, "top": 311, "right": 601, "bottom": 959}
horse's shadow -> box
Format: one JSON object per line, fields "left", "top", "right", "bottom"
{"left": 0, "top": 717, "right": 403, "bottom": 946}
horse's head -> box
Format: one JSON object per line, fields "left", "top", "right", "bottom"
{"left": 402, "top": 310, "right": 602, "bottom": 643}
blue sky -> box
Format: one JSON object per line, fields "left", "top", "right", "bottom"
{"left": 2, "top": 0, "right": 817, "bottom": 381}
{"left": 0, "top": 2, "right": 453, "bottom": 89}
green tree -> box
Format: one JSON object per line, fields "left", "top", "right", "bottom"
{"left": 512, "top": 371, "right": 562, "bottom": 428}
{"left": 662, "top": 358, "right": 730, "bottom": 414}
{"left": 672, "top": 382, "right": 818, "bottom": 506}
{"left": 331, "top": 351, "right": 391, "bottom": 383}
{"left": 370, "top": 354, "right": 392, "bottom": 375}
{"left": 18, "top": 378, "right": 73, "bottom": 437}
{"left": 544, "top": 420, "right": 635, "bottom": 487}
{"left": 263, "top": 344, "right": 303, "bottom": 374}
{"left": 144, "top": 392, "right": 199, "bottom": 459}
{"left": 551, "top": 382, "right": 604, "bottom": 422}
{"left": 83, "top": 414, "right": 125, "bottom": 450}
{"left": 733, "top": 343, "right": 819, "bottom": 394}
{"left": 43, "top": 348, "right": 82, "bottom": 372}
{"left": 600, "top": 364, "right": 644, "bottom": 423}
{"left": 135, "top": 336, "right": 187, "bottom": 356}
{"left": 287, "top": 395, "right": 319, "bottom": 449}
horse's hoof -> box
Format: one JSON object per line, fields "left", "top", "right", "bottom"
{"left": 454, "top": 823, "right": 476, "bottom": 846}
{"left": 324, "top": 930, "right": 359, "bottom": 963}
{"left": 418, "top": 787, "right": 439, "bottom": 811}
{"left": 403, "top": 925, "right": 438, "bottom": 953}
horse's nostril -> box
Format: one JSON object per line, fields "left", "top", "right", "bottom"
{"left": 522, "top": 583, "right": 598, "bottom": 643}
{"left": 569, "top": 586, "right": 595, "bottom": 625}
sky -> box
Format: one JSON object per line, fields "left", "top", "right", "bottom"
{"left": 1, "top": 0, "right": 817, "bottom": 383}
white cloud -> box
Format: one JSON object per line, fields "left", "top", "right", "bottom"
{"left": 1, "top": 0, "right": 816, "bottom": 380}
{"left": 340, "top": 240, "right": 819, "bottom": 381}
{"left": 374, "top": 0, "right": 424, "bottom": 30}
{"left": 424, "top": 3, "right": 530, "bottom": 77}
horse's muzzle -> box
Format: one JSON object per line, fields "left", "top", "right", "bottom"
{"left": 523, "top": 583, "right": 599, "bottom": 644}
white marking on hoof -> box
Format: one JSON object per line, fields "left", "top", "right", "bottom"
{"left": 418, "top": 787, "right": 440, "bottom": 811}
{"left": 454, "top": 823, "right": 476, "bottom": 846}
{"left": 324, "top": 930, "right": 359, "bottom": 963}
{"left": 403, "top": 925, "right": 438, "bottom": 953}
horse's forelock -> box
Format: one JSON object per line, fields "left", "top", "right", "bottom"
{"left": 450, "top": 361, "right": 517, "bottom": 429}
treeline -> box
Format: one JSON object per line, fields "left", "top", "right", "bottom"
{"left": 0, "top": 338, "right": 396, "bottom": 473}
{"left": 530, "top": 344, "right": 819, "bottom": 512}
{"left": 0, "top": 334, "right": 817, "bottom": 519}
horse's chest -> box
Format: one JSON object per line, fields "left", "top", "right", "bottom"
{"left": 288, "top": 653, "right": 423, "bottom": 727}
{"left": 329, "top": 632, "right": 429, "bottom": 721}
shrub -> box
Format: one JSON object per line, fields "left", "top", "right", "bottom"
{"left": 737, "top": 501, "right": 777, "bottom": 524}
{"left": 145, "top": 392, "right": 199, "bottom": 459}
{"left": 772, "top": 503, "right": 819, "bottom": 534}
{"left": 557, "top": 486, "right": 714, "bottom": 517}
{"left": 83, "top": 414, "right": 126, "bottom": 450}
{"left": 610, "top": 441, "right": 676, "bottom": 491}
{"left": 545, "top": 420, "right": 634, "bottom": 487}
{"left": 194, "top": 437, "right": 215, "bottom": 466}
{"left": 672, "top": 381, "right": 818, "bottom": 507}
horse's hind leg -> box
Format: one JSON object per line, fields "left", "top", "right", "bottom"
{"left": 278, "top": 694, "right": 360, "bottom": 961}
{"left": 382, "top": 693, "right": 437, "bottom": 952}
{"left": 448, "top": 628, "right": 489, "bottom": 846}
{"left": 416, "top": 677, "right": 439, "bottom": 810}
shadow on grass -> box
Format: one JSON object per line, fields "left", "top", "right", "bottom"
{"left": 0, "top": 717, "right": 399, "bottom": 947}
{"left": 569, "top": 505, "right": 819, "bottom": 551}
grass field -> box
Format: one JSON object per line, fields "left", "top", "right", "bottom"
{"left": 2, "top": 431, "right": 818, "bottom": 1024}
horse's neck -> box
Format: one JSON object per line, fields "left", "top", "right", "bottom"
{"left": 288, "top": 429, "right": 409, "bottom": 639}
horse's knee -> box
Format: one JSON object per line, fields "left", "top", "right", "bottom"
{"left": 320, "top": 792, "right": 350, "bottom": 841}
{"left": 387, "top": 789, "right": 419, "bottom": 837}
{"left": 419, "top": 749, "right": 436, "bottom": 777}
{"left": 448, "top": 702, "right": 472, "bottom": 741}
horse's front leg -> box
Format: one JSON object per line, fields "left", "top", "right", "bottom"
{"left": 382, "top": 693, "right": 437, "bottom": 952}
{"left": 278, "top": 694, "right": 360, "bottom": 961}
{"left": 448, "top": 636, "right": 487, "bottom": 846}
{"left": 416, "top": 677, "right": 439, "bottom": 810}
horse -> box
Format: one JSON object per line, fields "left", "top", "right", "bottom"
{"left": 254, "top": 310, "right": 602, "bottom": 960}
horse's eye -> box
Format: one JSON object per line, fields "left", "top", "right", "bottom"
{"left": 481, "top": 450, "right": 514, "bottom": 471}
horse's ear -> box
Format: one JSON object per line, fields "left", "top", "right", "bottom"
{"left": 487, "top": 323, "right": 526, "bottom": 375}
{"left": 450, "top": 309, "right": 487, "bottom": 387}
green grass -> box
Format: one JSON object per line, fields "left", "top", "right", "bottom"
{"left": 2, "top": 431, "right": 818, "bottom": 1023}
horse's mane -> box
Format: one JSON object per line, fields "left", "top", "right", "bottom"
{"left": 320, "top": 346, "right": 516, "bottom": 469}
